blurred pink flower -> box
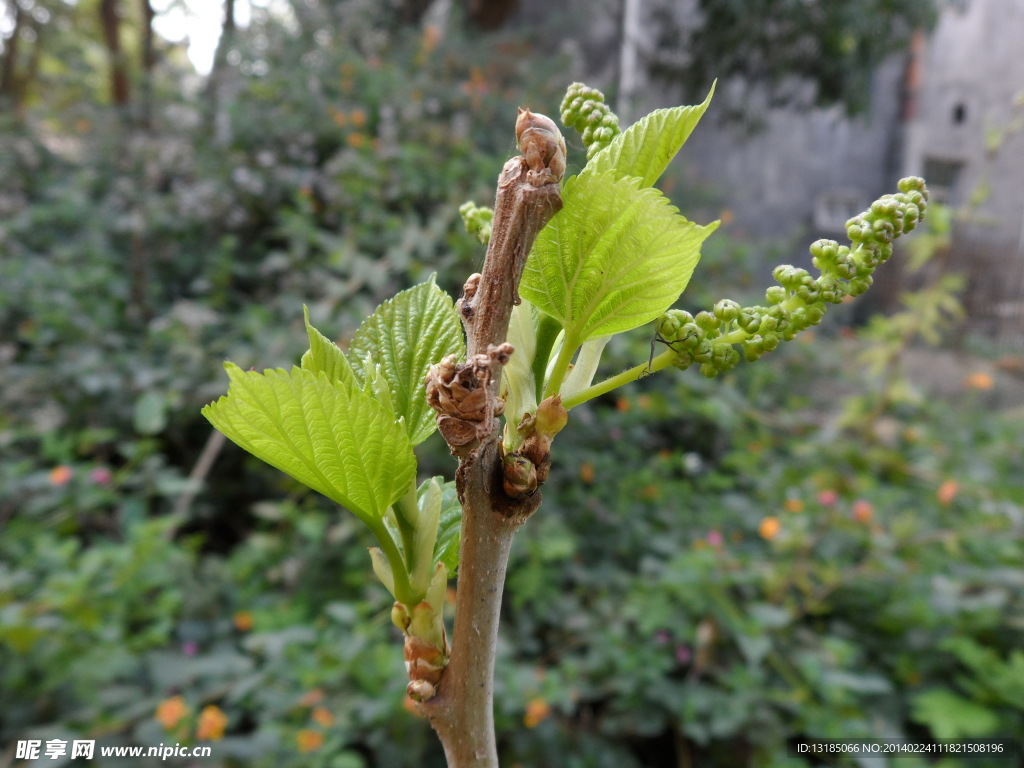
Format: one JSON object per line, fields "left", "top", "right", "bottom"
{"left": 817, "top": 489, "right": 838, "bottom": 506}
{"left": 706, "top": 529, "right": 724, "bottom": 548}
{"left": 675, "top": 645, "right": 692, "bottom": 665}
{"left": 90, "top": 467, "right": 112, "bottom": 486}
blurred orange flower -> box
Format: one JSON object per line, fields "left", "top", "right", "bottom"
{"left": 523, "top": 697, "right": 551, "bottom": 728}
{"left": 964, "top": 371, "right": 994, "bottom": 390}
{"left": 311, "top": 707, "right": 334, "bottom": 727}
{"left": 233, "top": 611, "right": 254, "bottom": 632}
{"left": 297, "top": 729, "right": 324, "bottom": 753}
{"left": 937, "top": 480, "right": 959, "bottom": 505}
{"left": 784, "top": 498, "right": 805, "bottom": 513}
{"left": 579, "top": 462, "right": 595, "bottom": 484}
{"left": 196, "top": 705, "right": 227, "bottom": 741}
{"left": 49, "top": 465, "right": 73, "bottom": 487}
{"left": 421, "top": 24, "right": 441, "bottom": 55}
{"left": 155, "top": 695, "right": 189, "bottom": 730}
{"left": 758, "top": 516, "right": 781, "bottom": 540}
{"left": 852, "top": 499, "right": 874, "bottom": 524}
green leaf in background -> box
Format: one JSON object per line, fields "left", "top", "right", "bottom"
{"left": 432, "top": 479, "right": 462, "bottom": 573}
{"left": 521, "top": 169, "right": 719, "bottom": 344}
{"left": 300, "top": 305, "right": 358, "bottom": 388}
{"left": 910, "top": 688, "right": 1001, "bottom": 739}
{"left": 202, "top": 364, "right": 416, "bottom": 524}
{"left": 588, "top": 83, "right": 715, "bottom": 187}
{"left": 347, "top": 277, "right": 465, "bottom": 446}
{"left": 133, "top": 391, "right": 168, "bottom": 435}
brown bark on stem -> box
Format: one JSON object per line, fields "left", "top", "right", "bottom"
{"left": 420, "top": 114, "right": 562, "bottom": 767}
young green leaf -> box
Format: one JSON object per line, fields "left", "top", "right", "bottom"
{"left": 520, "top": 169, "right": 719, "bottom": 345}
{"left": 202, "top": 363, "right": 416, "bottom": 524}
{"left": 431, "top": 479, "right": 462, "bottom": 574}
{"left": 301, "top": 305, "right": 358, "bottom": 387}
{"left": 347, "top": 277, "right": 465, "bottom": 446}
{"left": 587, "top": 83, "right": 715, "bottom": 188}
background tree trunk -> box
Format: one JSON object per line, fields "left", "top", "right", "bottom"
{"left": 204, "top": 0, "right": 236, "bottom": 139}
{"left": 0, "top": 1, "right": 24, "bottom": 108}
{"left": 99, "top": 0, "right": 130, "bottom": 106}
{"left": 139, "top": 0, "right": 156, "bottom": 128}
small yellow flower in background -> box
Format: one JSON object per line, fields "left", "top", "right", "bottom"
{"left": 758, "top": 516, "right": 781, "bottom": 540}
{"left": 640, "top": 484, "right": 661, "bottom": 501}
{"left": 196, "top": 705, "right": 227, "bottom": 741}
{"left": 964, "top": 371, "right": 994, "bottom": 390}
{"left": 49, "top": 465, "right": 73, "bottom": 487}
{"left": 523, "top": 697, "right": 551, "bottom": 728}
{"left": 155, "top": 695, "right": 189, "bottom": 730}
{"left": 297, "top": 729, "right": 324, "bottom": 753}
{"left": 346, "top": 132, "right": 366, "bottom": 149}
{"left": 311, "top": 706, "right": 334, "bottom": 727}
{"left": 852, "top": 499, "right": 874, "bottom": 524}
{"left": 937, "top": 479, "right": 959, "bottom": 505}
{"left": 233, "top": 611, "right": 254, "bottom": 632}
{"left": 784, "top": 498, "right": 804, "bottom": 513}
{"left": 579, "top": 462, "right": 595, "bottom": 484}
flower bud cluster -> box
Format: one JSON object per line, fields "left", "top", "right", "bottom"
{"left": 459, "top": 201, "right": 494, "bottom": 245}
{"left": 655, "top": 177, "right": 929, "bottom": 378}
{"left": 559, "top": 83, "right": 621, "bottom": 159}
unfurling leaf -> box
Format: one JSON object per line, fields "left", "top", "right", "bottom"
{"left": 432, "top": 479, "right": 462, "bottom": 573}
{"left": 202, "top": 364, "right": 416, "bottom": 524}
{"left": 521, "top": 169, "right": 719, "bottom": 345}
{"left": 347, "top": 277, "right": 465, "bottom": 445}
{"left": 588, "top": 83, "right": 715, "bottom": 187}
{"left": 301, "top": 305, "right": 358, "bottom": 387}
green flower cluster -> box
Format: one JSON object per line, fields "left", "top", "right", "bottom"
{"left": 655, "top": 177, "right": 930, "bottom": 378}
{"left": 559, "top": 82, "right": 621, "bottom": 159}
{"left": 459, "top": 200, "right": 494, "bottom": 245}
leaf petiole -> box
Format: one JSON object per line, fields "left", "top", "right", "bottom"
{"left": 367, "top": 516, "right": 420, "bottom": 607}
{"left": 543, "top": 333, "right": 581, "bottom": 398}
{"left": 561, "top": 348, "right": 677, "bottom": 409}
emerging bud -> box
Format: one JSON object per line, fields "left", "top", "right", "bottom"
{"left": 502, "top": 452, "right": 538, "bottom": 499}
{"left": 516, "top": 109, "right": 566, "bottom": 187}
{"left": 534, "top": 395, "right": 568, "bottom": 438}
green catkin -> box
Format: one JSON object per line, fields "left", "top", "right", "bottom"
{"left": 559, "top": 83, "right": 622, "bottom": 159}
{"left": 653, "top": 177, "right": 930, "bottom": 378}
{"left": 458, "top": 201, "right": 494, "bottom": 245}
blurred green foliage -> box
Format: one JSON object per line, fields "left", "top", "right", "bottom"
{"left": 1, "top": 3, "right": 1022, "bottom": 767}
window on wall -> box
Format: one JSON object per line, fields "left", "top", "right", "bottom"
{"left": 922, "top": 157, "right": 964, "bottom": 204}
